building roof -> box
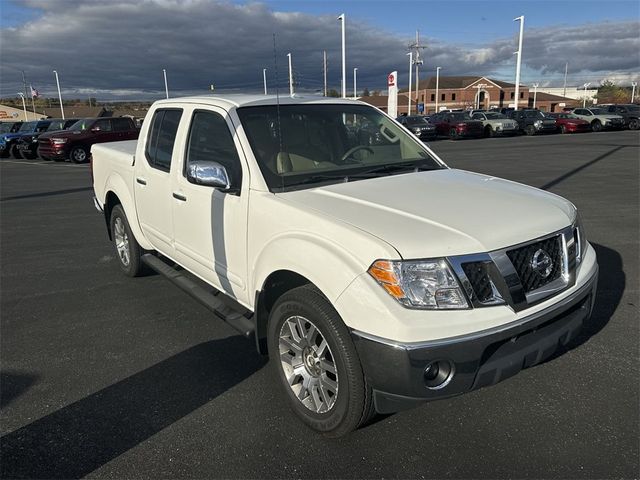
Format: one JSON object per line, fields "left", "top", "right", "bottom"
{"left": 414, "top": 76, "right": 518, "bottom": 90}
{"left": 532, "top": 92, "right": 576, "bottom": 102}
{"left": 40, "top": 106, "right": 110, "bottom": 118}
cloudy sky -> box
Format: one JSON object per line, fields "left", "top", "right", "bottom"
{"left": 1, "top": 0, "right": 639, "bottom": 100}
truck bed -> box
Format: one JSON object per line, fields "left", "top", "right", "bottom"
{"left": 92, "top": 140, "right": 138, "bottom": 207}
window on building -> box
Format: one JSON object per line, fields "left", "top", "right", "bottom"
{"left": 520, "top": 92, "right": 524, "bottom": 99}
{"left": 430, "top": 94, "right": 435, "bottom": 101}
{"left": 452, "top": 93, "right": 456, "bottom": 101}
{"left": 145, "top": 109, "right": 183, "bottom": 172}
{"left": 510, "top": 92, "right": 515, "bottom": 99}
{"left": 441, "top": 93, "right": 445, "bottom": 101}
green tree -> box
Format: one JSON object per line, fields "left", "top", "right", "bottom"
{"left": 362, "top": 87, "right": 370, "bottom": 97}
{"left": 327, "top": 89, "right": 340, "bottom": 97}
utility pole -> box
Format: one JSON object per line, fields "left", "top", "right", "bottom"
{"left": 435, "top": 66, "right": 441, "bottom": 113}
{"left": 323, "top": 50, "right": 328, "bottom": 97}
{"left": 263, "top": 68, "right": 268, "bottom": 95}
{"left": 563, "top": 62, "right": 568, "bottom": 97}
{"left": 583, "top": 82, "right": 591, "bottom": 108}
{"left": 631, "top": 82, "right": 637, "bottom": 103}
{"left": 163, "top": 69, "right": 169, "bottom": 99}
{"left": 287, "top": 53, "right": 294, "bottom": 96}
{"left": 532, "top": 83, "right": 539, "bottom": 109}
{"left": 17, "top": 92, "right": 27, "bottom": 121}
{"left": 408, "top": 30, "right": 426, "bottom": 108}
{"left": 21, "top": 70, "right": 28, "bottom": 101}
{"left": 513, "top": 15, "right": 525, "bottom": 110}
{"left": 337, "top": 14, "right": 346, "bottom": 98}
{"left": 406, "top": 52, "right": 413, "bottom": 115}
{"left": 29, "top": 86, "right": 36, "bottom": 115}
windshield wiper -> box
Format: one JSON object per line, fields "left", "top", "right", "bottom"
{"left": 350, "top": 161, "right": 438, "bottom": 178}
{"left": 289, "top": 173, "right": 349, "bottom": 187}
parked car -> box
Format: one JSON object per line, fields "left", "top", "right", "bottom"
{"left": 548, "top": 113, "right": 591, "bottom": 134}
{"left": 92, "top": 94, "right": 598, "bottom": 436}
{"left": 396, "top": 115, "right": 437, "bottom": 140}
{"left": 38, "top": 117, "right": 140, "bottom": 163}
{"left": 571, "top": 108, "right": 624, "bottom": 132}
{"left": 0, "top": 121, "right": 23, "bottom": 135}
{"left": 471, "top": 111, "right": 519, "bottom": 137}
{"left": 14, "top": 118, "right": 79, "bottom": 159}
{"left": 599, "top": 104, "right": 640, "bottom": 130}
{"left": 0, "top": 120, "right": 52, "bottom": 158}
{"left": 429, "top": 112, "right": 484, "bottom": 139}
{"left": 506, "top": 109, "right": 558, "bottom": 135}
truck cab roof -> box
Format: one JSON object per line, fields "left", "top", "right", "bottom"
{"left": 153, "top": 94, "right": 360, "bottom": 109}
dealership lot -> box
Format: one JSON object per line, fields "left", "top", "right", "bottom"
{"left": 1, "top": 131, "right": 638, "bottom": 478}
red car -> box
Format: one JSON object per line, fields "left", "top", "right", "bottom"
{"left": 549, "top": 113, "right": 591, "bottom": 134}
{"left": 429, "top": 112, "right": 484, "bottom": 139}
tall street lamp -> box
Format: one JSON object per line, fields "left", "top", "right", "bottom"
{"left": 435, "top": 66, "right": 441, "bottom": 113}
{"left": 163, "top": 69, "right": 169, "bottom": 99}
{"left": 263, "top": 68, "right": 268, "bottom": 95}
{"left": 287, "top": 53, "right": 294, "bottom": 96}
{"left": 338, "top": 14, "right": 346, "bottom": 98}
{"left": 513, "top": 15, "right": 525, "bottom": 111}
{"left": 353, "top": 68, "right": 358, "bottom": 99}
{"left": 53, "top": 70, "right": 65, "bottom": 119}
{"left": 631, "top": 81, "right": 637, "bottom": 103}
{"left": 406, "top": 52, "right": 413, "bottom": 115}
{"left": 532, "top": 83, "right": 539, "bottom": 109}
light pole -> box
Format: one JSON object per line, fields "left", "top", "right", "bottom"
{"left": 338, "top": 13, "right": 346, "bottom": 98}
{"left": 163, "top": 69, "right": 169, "bottom": 99}
{"left": 532, "top": 83, "right": 539, "bottom": 109}
{"left": 263, "top": 68, "right": 267, "bottom": 95}
{"left": 563, "top": 62, "right": 568, "bottom": 97}
{"left": 287, "top": 53, "right": 294, "bottom": 96}
{"left": 53, "top": 70, "right": 65, "bottom": 119}
{"left": 17, "top": 92, "right": 27, "bottom": 121}
{"left": 435, "top": 66, "right": 441, "bottom": 113}
{"left": 583, "top": 82, "right": 591, "bottom": 108}
{"left": 631, "top": 81, "right": 637, "bottom": 103}
{"left": 406, "top": 52, "right": 413, "bottom": 115}
{"left": 513, "top": 15, "right": 525, "bottom": 111}
{"left": 353, "top": 67, "right": 358, "bottom": 99}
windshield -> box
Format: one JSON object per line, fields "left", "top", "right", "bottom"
{"left": 46, "top": 120, "right": 67, "bottom": 131}
{"left": 589, "top": 108, "right": 605, "bottom": 115}
{"left": 485, "top": 112, "right": 506, "bottom": 119}
{"left": 405, "top": 117, "right": 429, "bottom": 125}
{"left": 524, "top": 110, "right": 546, "bottom": 119}
{"left": 237, "top": 104, "right": 444, "bottom": 191}
{"left": 18, "top": 121, "right": 37, "bottom": 132}
{"left": 69, "top": 118, "right": 94, "bottom": 131}
{"left": 626, "top": 105, "right": 640, "bottom": 112}
{"left": 450, "top": 113, "right": 471, "bottom": 121}
{"left": 0, "top": 123, "right": 16, "bottom": 133}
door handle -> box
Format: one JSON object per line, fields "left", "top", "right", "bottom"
{"left": 172, "top": 192, "right": 187, "bottom": 202}
{"left": 136, "top": 177, "right": 147, "bottom": 185}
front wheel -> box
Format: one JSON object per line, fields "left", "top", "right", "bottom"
{"left": 70, "top": 145, "right": 89, "bottom": 163}
{"left": 591, "top": 120, "right": 602, "bottom": 132}
{"left": 449, "top": 128, "right": 458, "bottom": 140}
{"left": 560, "top": 124, "right": 567, "bottom": 134}
{"left": 525, "top": 125, "right": 536, "bottom": 136}
{"left": 10, "top": 145, "right": 22, "bottom": 159}
{"left": 268, "top": 284, "right": 375, "bottom": 437}
{"left": 628, "top": 119, "right": 639, "bottom": 130}
{"left": 110, "top": 205, "right": 146, "bottom": 277}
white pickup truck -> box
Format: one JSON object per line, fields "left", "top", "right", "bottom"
{"left": 92, "top": 95, "right": 598, "bottom": 436}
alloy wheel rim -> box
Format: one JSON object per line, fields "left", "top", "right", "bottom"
{"left": 278, "top": 315, "right": 338, "bottom": 413}
{"left": 113, "top": 217, "right": 130, "bottom": 267}
{"left": 74, "top": 149, "right": 86, "bottom": 161}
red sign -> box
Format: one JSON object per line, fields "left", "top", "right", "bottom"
{"left": 387, "top": 73, "right": 395, "bottom": 87}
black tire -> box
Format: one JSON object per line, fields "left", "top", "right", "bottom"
{"left": 449, "top": 128, "right": 458, "bottom": 140}
{"left": 10, "top": 145, "right": 22, "bottom": 159}
{"left": 268, "top": 284, "right": 375, "bottom": 437}
{"left": 628, "top": 119, "right": 639, "bottom": 130}
{"left": 484, "top": 125, "right": 493, "bottom": 138}
{"left": 524, "top": 124, "right": 536, "bottom": 136}
{"left": 70, "top": 145, "right": 89, "bottom": 163}
{"left": 110, "top": 205, "right": 146, "bottom": 277}
{"left": 560, "top": 124, "right": 567, "bottom": 134}
{"left": 23, "top": 147, "right": 37, "bottom": 160}
{"left": 592, "top": 120, "right": 602, "bottom": 132}
{"left": 0, "top": 148, "right": 8, "bottom": 159}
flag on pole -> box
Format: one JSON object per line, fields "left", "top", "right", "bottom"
{"left": 30, "top": 85, "right": 40, "bottom": 98}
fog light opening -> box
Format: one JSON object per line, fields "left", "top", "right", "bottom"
{"left": 423, "top": 360, "right": 454, "bottom": 390}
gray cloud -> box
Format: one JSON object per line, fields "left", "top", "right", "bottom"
{"left": 1, "top": 1, "right": 638, "bottom": 100}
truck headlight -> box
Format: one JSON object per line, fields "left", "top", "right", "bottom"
{"left": 534, "top": 120, "right": 543, "bottom": 127}
{"left": 51, "top": 138, "right": 67, "bottom": 145}
{"left": 368, "top": 259, "right": 469, "bottom": 309}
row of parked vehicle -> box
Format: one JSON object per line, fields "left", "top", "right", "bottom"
{"left": 396, "top": 104, "right": 639, "bottom": 141}
{"left": 0, "top": 116, "right": 140, "bottom": 162}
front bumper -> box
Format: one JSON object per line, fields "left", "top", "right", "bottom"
{"left": 351, "top": 264, "right": 598, "bottom": 414}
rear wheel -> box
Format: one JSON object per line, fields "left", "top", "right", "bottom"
{"left": 110, "top": 205, "right": 146, "bottom": 277}
{"left": 70, "top": 145, "right": 89, "bottom": 163}
{"left": 628, "top": 119, "right": 639, "bottom": 130}
{"left": 449, "top": 128, "right": 458, "bottom": 140}
{"left": 10, "top": 145, "right": 22, "bottom": 159}
{"left": 268, "top": 284, "right": 375, "bottom": 437}
{"left": 524, "top": 125, "right": 536, "bottom": 136}
{"left": 591, "top": 120, "right": 602, "bottom": 132}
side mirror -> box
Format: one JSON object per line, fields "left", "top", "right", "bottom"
{"left": 187, "top": 161, "right": 231, "bottom": 190}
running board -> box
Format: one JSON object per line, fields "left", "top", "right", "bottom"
{"left": 141, "top": 254, "right": 254, "bottom": 338}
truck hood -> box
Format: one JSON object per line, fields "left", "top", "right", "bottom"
{"left": 282, "top": 169, "right": 575, "bottom": 258}
{"left": 39, "top": 130, "right": 84, "bottom": 140}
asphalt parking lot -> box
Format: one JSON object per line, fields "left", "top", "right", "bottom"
{"left": 1, "top": 131, "right": 638, "bottom": 479}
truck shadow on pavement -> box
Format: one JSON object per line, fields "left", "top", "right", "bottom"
{"left": 0, "top": 336, "right": 266, "bottom": 479}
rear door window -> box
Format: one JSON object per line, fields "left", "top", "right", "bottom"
{"left": 94, "top": 119, "right": 112, "bottom": 131}
{"left": 144, "top": 109, "right": 183, "bottom": 172}
{"left": 112, "top": 118, "right": 132, "bottom": 131}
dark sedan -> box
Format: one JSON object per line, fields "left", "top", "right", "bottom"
{"left": 396, "top": 115, "right": 437, "bottom": 140}
{"left": 429, "top": 112, "right": 484, "bottom": 139}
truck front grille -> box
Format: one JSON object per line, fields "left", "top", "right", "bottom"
{"left": 506, "top": 235, "right": 562, "bottom": 293}
{"left": 461, "top": 262, "right": 494, "bottom": 303}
